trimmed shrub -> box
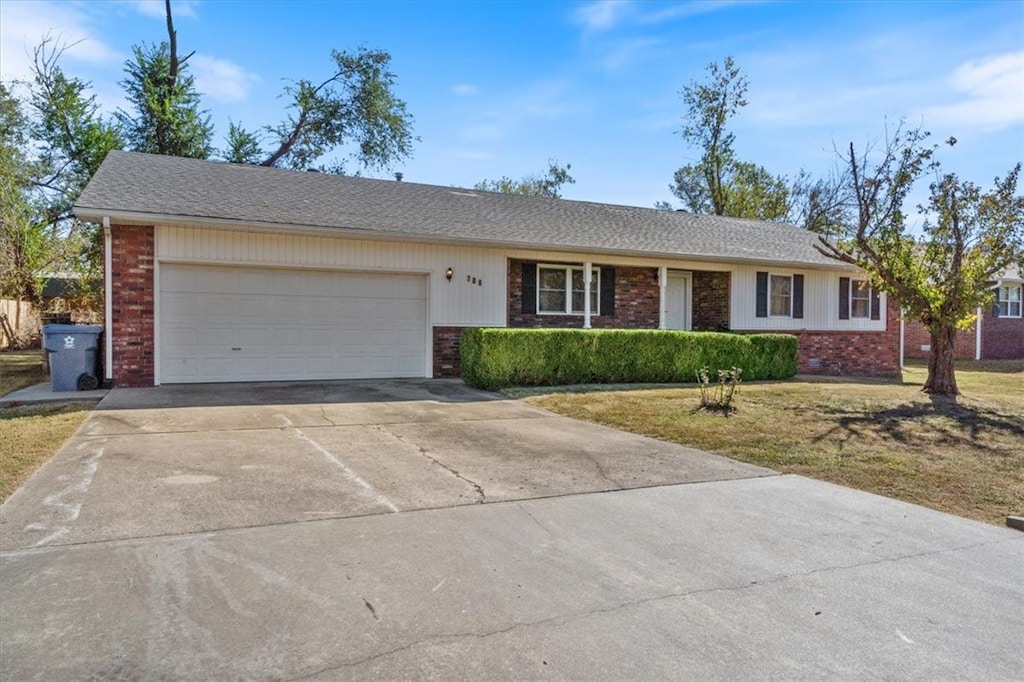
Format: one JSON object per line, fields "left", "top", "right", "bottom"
{"left": 460, "top": 328, "right": 797, "bottom": 390}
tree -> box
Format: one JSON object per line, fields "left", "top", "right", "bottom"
{"left": 670, "top": 56, "right": 792, "bottom": 221}
{"left": 116, "top": 0, "right": 212, "bottom": 158}
{"left": 474, "top": 160, "right": 575, "bottom": 198}
{"left": 671, "top": 160, "right": 791, "bottom": 220}
{"left": 816, "top": 125, "right": 1024, "bottom": 395}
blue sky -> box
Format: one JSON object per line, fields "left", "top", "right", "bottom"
{"left": 1, "top": 0, "right": 1022, "bottom": 214}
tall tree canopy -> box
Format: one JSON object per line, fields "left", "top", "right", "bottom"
{"left": 816, "top": 125, "right": 1024, "bottom": 395}
{"left": 670, "top": 56, "right": 791, "bottom": 221}
{"left": 475, "top": 160, "right": 575, "bottom": 198}
{"left": 2, "top": 0, "right": 417, "bottom": 319}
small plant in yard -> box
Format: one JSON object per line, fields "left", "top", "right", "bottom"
{"left": 696, "top": 366, "right": 742, "bottom": 414}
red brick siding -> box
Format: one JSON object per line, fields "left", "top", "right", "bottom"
{"left": 110, "top": 225, "right": 155, "bottom": 387}
{"left": 980, "top": 309, "right": 1024, "bottom": 359}
{"left": 790, "top": 301, "right": 901, "bottom": 376}
{"left": 692, "top": 271, "right": 730, "bottom": 331}
{"left": 507, "top": 259, "right": 659, "bottom": 328}
{"left": 433, "top": 326, "right": 465, "bottom": 377}
{"left": 903, "top": 319, "right": 977, "bottom": 360}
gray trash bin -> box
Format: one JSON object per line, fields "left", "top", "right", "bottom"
{"left": 43, "top": 324, "right": 103, "bottom": 392}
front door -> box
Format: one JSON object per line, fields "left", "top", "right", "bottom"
{"left": 665, "top": 272, "right": 691, "bottom": 330}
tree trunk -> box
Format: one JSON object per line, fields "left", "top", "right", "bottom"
{"left": 924, "top": 324, "right": 958, "bottom": 395}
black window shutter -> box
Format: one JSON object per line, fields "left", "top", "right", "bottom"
{"left": 599, "top": 267, "right": 615, "bottom": 316}
{"left": 839, "top": 277, "right": 850, "bottom": 320}
{"left": 755, "top": 271, "right": 768, "bottom": 318}
{"left": 792, "top": 274, "right": 804, "bottom": 319}
{"left": 870, "top": 288, "right": 881, "bottom": 320}
{"left": 992, "top": 301, "right": 1001, "bottom": 318}
{"left": 521, "top": 263, "right": 537, "bottom": 314}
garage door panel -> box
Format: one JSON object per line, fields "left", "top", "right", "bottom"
{"left": 159, "top": 264, "right": 427, "bottom": 383}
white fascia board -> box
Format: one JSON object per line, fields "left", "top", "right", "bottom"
{"left": 74, "top": 207, "right": 861, "bottom": 273}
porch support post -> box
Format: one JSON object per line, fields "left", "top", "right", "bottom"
{"left": 583, "top": 261, "right": 593, "bottom": 329}
{"left": 658, "top": 266, "right": 668, "bottom": 329}
{"left": 103, "top": 216, "right": 113, "bottom": 382}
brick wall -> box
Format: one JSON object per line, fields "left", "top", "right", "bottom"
{"left": 980, "top": 310, "right": 1024, "bottom": 359}
{"left": 692, "top": 271, "right": 730, "bottom": 331}
{"left": 903, "top": 319, "right": 977, "bottom": 360}
{"left": 786, "top": 301, "right": 901, "bottom": 377}
{"left": 433, "top": 326, "right": 465, "bottom": 377}
{"left": 110, "top": 225, "right": 155, "bottom": 387}
{"left": 507, "top": 259, "right": 659, "bottom": 328}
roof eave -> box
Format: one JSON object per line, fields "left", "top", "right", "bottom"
{"left": 73, "top": 205, "right": 860, "bottom": 272}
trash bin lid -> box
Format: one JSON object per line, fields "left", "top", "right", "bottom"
{"left": 42, "top": 324, "right": 103, "bottom": 334}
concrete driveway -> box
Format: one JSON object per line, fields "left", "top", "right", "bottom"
{"left": 1, "top": 380, "right": 1022, "bottom": 680}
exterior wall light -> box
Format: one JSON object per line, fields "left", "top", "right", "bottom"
{"left": 445, "top": 267, "right": 454, "bottom": 281}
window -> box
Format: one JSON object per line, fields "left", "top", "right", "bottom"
{"left": 850, "top": 279, "right": 871, "bottom": 318}
{"left": 769, "top": 274, "right": 792, "bottom": 316}
{"left": 538, "top": 265, "right": 599, "bottom": 314}
{"left": 998, "top": 284, "right": 1022, "bottom": 318}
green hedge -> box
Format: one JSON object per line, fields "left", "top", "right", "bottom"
{"left": 460, "top": 328, "right": 797, "bottom": 390}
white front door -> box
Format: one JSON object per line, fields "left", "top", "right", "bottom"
{"left": 665, "top": 271, "right": 691, "bottom": 330}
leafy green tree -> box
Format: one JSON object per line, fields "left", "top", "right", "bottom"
{"left": 671, "top": 160, "right": 790, "bottom": 221}
{"left": 670, "top": 56, "right": 792, "bottom": 221}
{"left": 475, "top": 161, "right": 575, "bottom": 198}
{"left": 116, "top": 0, "right": 212, "bottom": 158}
{"left": 816, "top": 126, "right": 1024, "bottom": 395}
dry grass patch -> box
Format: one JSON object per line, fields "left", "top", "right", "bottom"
{"left": 1, "top": 402, "right": 93, "bottom": 502}
{"left": 1, "top": 351, "right": 93, "bottom": 502}
{"left": 525, "top": 360, "right": 1023, "bottom": 525}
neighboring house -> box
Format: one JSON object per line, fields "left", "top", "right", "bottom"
{"left": 902, "top": 266, "right": 1024, "bottom": 362}
{"left": 73, "top": 151, "right": 899, "bottom": 388}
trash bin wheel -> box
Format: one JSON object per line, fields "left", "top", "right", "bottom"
{"left": 77, "top": 373, "right": 99, "bottom": 391}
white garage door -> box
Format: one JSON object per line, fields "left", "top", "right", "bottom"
{"left": 159, "top": 264, "right": 428, "bottom": 383}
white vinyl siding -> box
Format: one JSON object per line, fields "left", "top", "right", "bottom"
{"left": 732, "top": 266, "right": 886, "bottom": 331}
{"left": 156, "top": 226, "right": 506, "bottom": 326}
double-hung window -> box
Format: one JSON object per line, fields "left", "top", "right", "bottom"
{"left": 850, "top": 279, "right": 871, "bottom": 318}
{"left": 998, "top": 284, "right": 1022, "bottom": 317}
{"left": 538, "top": 265, "right": 599, "bottom": 314}
{"left": 769, "top": 274, "right": 792, "bottom": 317}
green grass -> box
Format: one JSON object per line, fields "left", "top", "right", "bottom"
{"left": 0, "top": 350, "right": 47, "bottom": 396}
{"left": 525, "top": 360, "right": 1024, "bottom": 525}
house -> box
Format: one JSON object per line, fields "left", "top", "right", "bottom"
{"left": 73, "top": 151, "right": 899, "bottom": 388}
{"left": 902, "top": 266, "right": 1024, "bottom": 362}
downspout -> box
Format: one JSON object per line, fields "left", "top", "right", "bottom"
{"left": 103, "top": 217, "right": 113, "bottom": 384}
{"left": 975, "top": 306, "right": 982, "bottom": 360}
{"left": 899, "top": 308, "right": 905, "bottom": 370}
{"left": 583, "top": 261, "right": 592, "bottom": 329}
{"left": 658, "top": 267, "right": 667, "bottom": 329}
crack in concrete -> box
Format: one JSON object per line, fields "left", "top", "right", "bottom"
{"left": 371, "top": 425, "right": 486, "bottom": 504}
{"left": 287, "top": 535, "right": 1019, "bottom": 679}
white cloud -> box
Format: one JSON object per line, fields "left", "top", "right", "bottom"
{"left": 190, "top": 54, "right": 258, "bottom": 103}
{"left": 125, "top": 0, "right": 199, "bottom": 19}
{"left": 573, "top": 0, "right": 631, "bottom": 32}
{"left": 452, "top": 83, "right": 477, "bottom": 96}
{"left": 923, "top": 51, "right": 1024, "bottom": 132}
{"left": 0, "top": 1, "right": 121, "bottom": 81}
{"left": 457, "top": 80, "right": 574, "bottom": 142}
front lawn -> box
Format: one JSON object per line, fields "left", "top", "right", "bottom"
{"left": 524, "top": 360, "right": 1023, "bottom": 525}
{"left": 1, "top": 352, "right": 93, "bottom": 502}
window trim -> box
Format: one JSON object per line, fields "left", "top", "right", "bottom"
{"left": 998, "top": 283, "right": 1022, "bottom": 318}
{"left": 536, "top": 264, "right": 600, "bottom": 316}
{"left": 850, "top": 278, "right": 872, "bottom": 319}
{"left": 768, "top": 273, "right": 793, "bottom": 318}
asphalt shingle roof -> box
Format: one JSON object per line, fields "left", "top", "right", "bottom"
{"left": 75, "top": 150, "right": 843, "bottom": 268}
